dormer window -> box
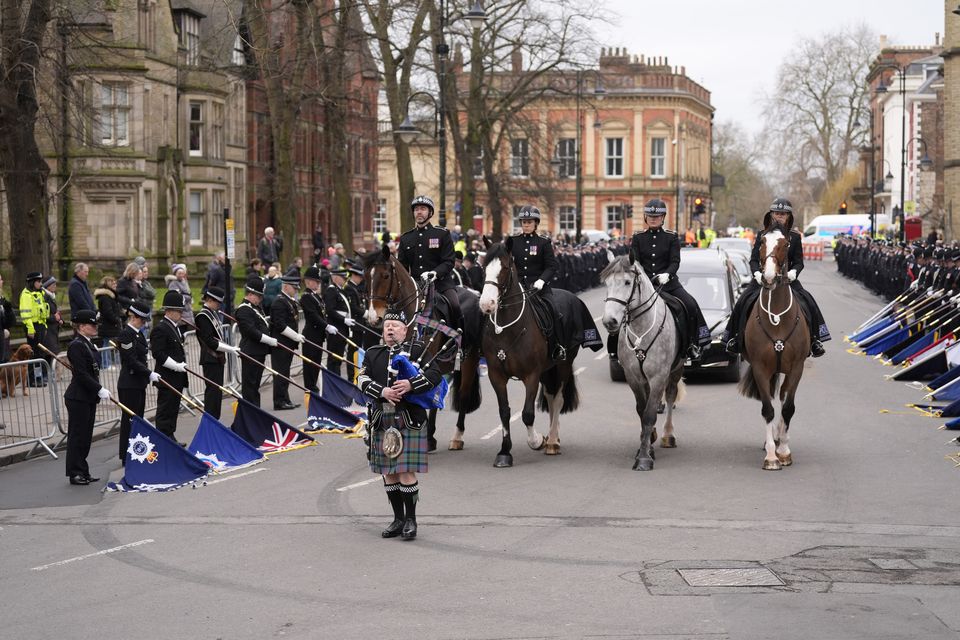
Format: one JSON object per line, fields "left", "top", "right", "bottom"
{"left": 232, "top": 33, "right": 245, "bottom": 66}
{"left": 174, "top": 9, "right": 202, "bottom": 66}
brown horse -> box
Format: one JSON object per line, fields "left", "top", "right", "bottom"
{"left": 361, "top": 240, "right": 483, "bottom": 451}
{"left": 739, "top": 222, "right": 811, "bottom": 470}
{"left": 478, "top": 239, "right": 583, "bottom": 467}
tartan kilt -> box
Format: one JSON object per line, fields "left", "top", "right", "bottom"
{"left": 368, "top": 420, "right": 429, "bottom": 474}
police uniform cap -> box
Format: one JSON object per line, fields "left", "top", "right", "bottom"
{"left": 203, "top": 286, "right": 226, "bottom": 303}
{"left": 411, "top": 195, "right": 435, "bottom": 213}
{"left": 517, "top": 205, "right": 541, "bottom": 221}
{"left": 162, "top": 289, "right": 185, "bottom": 310}
{"left": 128, "top": 300, "right": 152, "bottom": 319}
{"left": 303, "top": 266, "right": 322, "bottom": 281}
{"left": 245, "top": 276, "right": 265, "bottom": 295}
{"left": 642, "top": 199, "right": 668, "bottom": 216}
{"left": 383, "top": 307, "right": 406, "bottom": 323}
{"left": 281, "top": 269, "right": 301, "bottom": 286}
{"left": 26, "top": 271, "right": 43, "bottom": 282}
{"left": 73, "top": 309, "right": 99, "bottom": 326}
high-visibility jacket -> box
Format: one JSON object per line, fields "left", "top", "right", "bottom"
{"left": 454, "top": 238, "right": 467, "bottom": 257}
{"left": 697, "top": 227, "right": 717, "bottom": 248}
{"left": 19, "top": 287, "right": 50, "bottom": 334}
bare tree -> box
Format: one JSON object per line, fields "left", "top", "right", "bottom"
{"left": 762, "top": 25, "right": 877, "bottom": 185}
{"left": 712, "top": 121, "right": 776, "bottom": 230}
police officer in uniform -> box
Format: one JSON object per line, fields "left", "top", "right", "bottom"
{"left": 270, "top": 270, "right": 306, "bottom": 410}
{"left": 300, "top": 265, "right": 330, "bottom": 393}
{"left": 358, "top": 308, "right": 443, "bottom": 541}
{"left": 397, "top": 195, "right": 461, "bottom": 329}
{"left": 150, "top": 290, "right": 189, "bottom": 440}
{"left": 629, "top": 198, "right": 709, "bottom": 359}
{"left": 116, "top": 300, "right": 158, "bottom": 463}
{"left": 195, "top": 286, "right": 239, "bottom": 419}
{"left": 235, "top": 276, "right": 278, "bottom": 406}
{"left": 323, "top": 268, "right": 351, "bottom": 378}
{"left": 510, "top": 205, "right": 558, "bottom": 291}
{"left": 64, "top": 310, "right": 110, "bottom": 485}
{"left": 343, "top": 262, "right": 370, "bottom": 354}
{"left": 19, "top": 272, "right": 50, "bottom": 386}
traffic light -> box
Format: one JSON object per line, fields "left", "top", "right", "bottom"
{"left": 624, "top": 203, "right": 634, "bottom": 218}
{"left": 694, "top": 197, "right": 706, "bottom": 215}
{"left": 839, "top": 200, "right": 848, "bottom": 215}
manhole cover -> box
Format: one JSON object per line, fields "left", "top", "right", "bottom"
{"left": 678, "top": 567, "right": 784, "bottom": 587}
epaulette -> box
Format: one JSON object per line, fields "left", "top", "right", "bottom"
{"left": 663, "top": 228, "right": 677, "bottom": 235}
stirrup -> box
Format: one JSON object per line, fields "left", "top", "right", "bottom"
{"left": 687, "top": 344, "right": 701, "bottom": 360}
{"left": 725, "top": 338, "right": 740, "bottom": 355}
{"left": 810, "top": 340, "right": 826, "bottom": 358}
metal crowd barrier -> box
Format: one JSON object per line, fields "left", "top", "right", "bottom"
{"left": 0, "top": 358, "right": 60, "bottom": 459}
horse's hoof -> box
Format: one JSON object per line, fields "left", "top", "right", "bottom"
{"left": 661, "top": 435, "right": 677, "bottom": 448}
{"left": 762, "top": 458, "right": 782, "bottom": 471}
{"left": 544, "top": 443, "right": 561, "bottom": 455}
{"left": 633, "top": 458, "right": 654, "bottom": 471}
{"left": 448, "top": 440, "right": 464, "bottom": 451}
{"left": 528, "top": 435, "right": 546, "bottom": 451}
{"left": 493, "top": 454, "right": 513, "bottom": 468}
{"left": 777, "top": 452, "right": 793, "bottom": 466}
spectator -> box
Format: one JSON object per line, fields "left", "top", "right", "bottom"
{"left": 258, "top": 226, "right": 283, "bottom": 265}
{"left": 166, "top": 263, "right": 195, "bottom": 326}
{"left": 0, "top": 274, "right": 12, "bottom": 363}
{"left": 67, "top": 262, "right": 96, "bottom": 318}
{"left": 203, "top": 252, "right": 226, "bottom": 296}
{"left": 263, "top": 264, "right": 282, "bottom": 310}
{"left": 312, "top": 225, "right": 325, "bottom": 264}
{"left": 42, "top": 276, "right": 62, "bottom": 356}
{"left": 95, "top": 276, "right": 123, "bottom": 367}
{"left": 246, "top": 258, "right": 263, "bottom": 278}
{"left": 287, "top": 256, "right": 303, "bottom": 278}
{"left": 329, "top": 243, "right": 345, "bottom": 270}
{"left": 116, "top": 262, "right": 142, "bottom": 310}
{"left": 138, "top": 263, "right": 157, "bottom": 311}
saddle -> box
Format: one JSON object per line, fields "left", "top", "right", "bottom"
{"left": 658, "top": 291, "right": 691, "bottom": 357}
{"left": 531, "top": 290, "right": 604, "bottom": 361}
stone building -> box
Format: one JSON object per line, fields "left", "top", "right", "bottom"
{"left": 944, "top": 2, "right": 960, "bottom": 240}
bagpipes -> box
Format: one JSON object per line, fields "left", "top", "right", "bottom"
{"left": 388, "top": 322, "right": 461, "bottom": 410}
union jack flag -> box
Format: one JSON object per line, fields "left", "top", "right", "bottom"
{"left": 231, "top": 399, "right": 315, "bottom": 454}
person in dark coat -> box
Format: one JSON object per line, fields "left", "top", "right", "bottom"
{"left": 0, "top": 273, "right": 13, "bottom": 362}
{"left": 116, "top": 301, "right": 158, "bottom": 463}
{"left": 357, "top": 308, "right": 443, "bottom": 541}
{"left": 322, "top": 269, "right": 351, "bottom": 378}
{"left": 258, "top": 227, "right": 283, "bottom": 265}
{"left": 41, "top": 276, "right": 62, "bottom": 362}
{"left": 194, "top": 286, "right": 238, "bottom": 419}
{"left": 300, "top": 266, "right": 330, "bottom": 393}
{"left": 64, "top": 310, "right": 110, "bottom": 485}
{"left": 270, "top": 270, "right": 306, "bottom": 410}
{"left": 95, "top": 276, "right": 124, "bottom": 368}
{"left": 235, "top": 276, "right": 277, "bottom": 406}
{"left": 149, "top": 290, "right": 189, "bottom": 440}
{"left": 67, "top": 263, "right": 96, "bottom": 318}
{"left": 463, "top": 253, "right": 484, "bottom": 292}
{"left": 115, "top": 262, "right": 142, "bottom": 311}
{"left": 203, "top": 252, "right": 227, "bottom": 297}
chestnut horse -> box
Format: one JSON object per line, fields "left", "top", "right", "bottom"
{"left": 739, "top": 222, "right": 811, "bottom": 470}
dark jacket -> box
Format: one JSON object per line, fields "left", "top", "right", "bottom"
{"left": 115, "top": 277, "right": 140, "bottom": 310}
{"left": 235, "top": 300, "right": 271, "bottom": 358}
{"left": 64, "top": 335, "right": 101, "bottom": 404}
{"left": 323, "top": 284, "right": 350, "bottom": 333}
{"left": 397, "top": 223, "right": 456, "bottom": 292}
{"left": 203, "top": 260, "right": 226, "bottom": 295}
{"left": 630, "top": 227, "right": 681, "bottom": 285}
{"left": 150, "top": 316, "right": 187, "bottom": 388}
{"left": 263, "top": 276, "right": 282, "bottom": 310}
{"left": 357, "top": 340, "right": 443, "bottom": 430}
{"left": 67, "top": 276, "right": 96, "bottom": 316}
{"left": 300, "top": 288, "right": 328, "bottom": 343}
{"left": 749, "top": 230, "right": 805, "bottom": 277}
{"left": 195, "top": 306, "right": 226, "bottom": 365}
{"left": 258, "top": 236, "right": 283, "bottom": 264}
{"left": 95, "top": 287, "right": 124, "bottom": 339}
{"left": 116, "top": 323, "right": 151, "bottom": 390}
{"left": 509, "top": 232, "right": 558, "bottom": 289}
{"left": 270, "top": 292, "right": 300, "bottom": 350}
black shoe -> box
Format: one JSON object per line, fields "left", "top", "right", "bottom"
{"left": 810, "top": 340, "right": 826, "bottom": 358}
{"left": 382, "top": 519, "right": 405, "bottom": 538}
{"left": 273, "top": 401, "right": 300, "bottom": 410}
{"left": 725, "top": 339, "right": 740, "bottom": 356}
{"left": 401, "top": 518, "right": 418, "bottom": 540}
{"left": 687, "top": 344, "right": 702, "bottom": 360}
{"left": 84, "top": 474, "right": 100, "bottom": 482}
{"left": 69, "top": 475, "right": 90, "bottom": 485}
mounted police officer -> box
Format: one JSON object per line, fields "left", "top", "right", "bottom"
{"left": 116, "top": 300, "right": 158, "bottom": 463}
{"left": 397, "top": 195, "right": 461, "bottom": 330}
{"left": 300, "top": 265, "right": 329, "bottom": 393}
{"left": 357, "top": 307, "right": 443, "bottom": 541}
{"left": 194, "top": 286, "right": 238, "bottom": 419}
{"left": 64, "top": 309, "right": 110, "bottom": 485}
{"left": 629, "top": 198, "right": 710, "bottom": 359}
{"left": 270, "top": 269, "right": 306, "bottom": 410}
{"left": 235, "top": 276, "right": 278, "bottom": 407}
{"left": 510, "top": 205, "right": 558, "bottom": 292}
{"left": 723, "top": 197, "right": 829, "bottom": 358}
{"left": 150, "top": 290, "right": 189, "bottom": 440}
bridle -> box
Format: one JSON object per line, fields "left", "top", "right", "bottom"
{"left": 483, "top": 255, "right": 529, "bottom": 334}
{"left": 604, "top": 264, "right": 666, "bottom": 365}
{"left": 758, "top": 241, "right": 794, "bottom": 326}
{"left": 367, "top": 257, "right": 423, "bottom": 327}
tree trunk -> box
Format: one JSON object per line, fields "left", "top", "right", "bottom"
{"left": 322, "top": 4, "right": 354, "bottom": 254}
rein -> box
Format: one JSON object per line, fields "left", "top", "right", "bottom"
{"left": 369, "top": 258, "right": 427, "bottom": 328}
{"left": 484, "top": 260, "right": 529, "bottom": 335}
{"left": 605, "top": 267, "right": 667, "bottom": 368}
{"left": 754, "top": 256, "right": 801, "bottom": 373}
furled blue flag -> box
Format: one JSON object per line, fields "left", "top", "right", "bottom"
{"left": 189, "top": 413, "right": 265, "bottom": 472}
{"left": 889, "top": 331, "right": 937, "bottom": 365}
{"left": 321, "top": 370, "right": 365, "bottom": 408}
{"left": 231, "top": 398, "right": 316, "bottom": 454}
{"left": 942, "top": 415, "right": 960, "bottom": 430}
{"left": 391, "top": 352, "right": 448, "bottom": 409}
{"left": 106, "top": 416, "right": 210, "bottom": 492}
{"left": 928, "top": 363, "right": 960, "bottom": 391}
{"left": 849, "top": 317, "right": 897, "bottom": 344}
{"left": 864, "top": 327, "right": 911, "bottom": 356}
{"left": 306, "top": 391, "right": 365, "bottom": 433}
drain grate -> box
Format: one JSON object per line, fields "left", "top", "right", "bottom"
{"left": 678, "top": 567, "right": 784, "bottom": 587}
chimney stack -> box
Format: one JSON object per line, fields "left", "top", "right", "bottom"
{"left": 511, "top": 48, "right": 522, "bottom": 73}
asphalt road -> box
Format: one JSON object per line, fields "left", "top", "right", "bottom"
{"left": 1, "top": 259, "right": 959, "bottom": 639}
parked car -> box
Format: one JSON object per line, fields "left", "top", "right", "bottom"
{"left": 725, "top": 250, "right": 753, "bottom": 294}
{"left": 712, "top": 237, "right": 752, "bottom": 257}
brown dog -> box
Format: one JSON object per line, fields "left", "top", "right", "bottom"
{"left": 0, "top": 344, "right": 34, "bottom": 398}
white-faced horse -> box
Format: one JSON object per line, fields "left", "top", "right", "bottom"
{"left": 601, "top": 255, "right": 685, "bottom": 470}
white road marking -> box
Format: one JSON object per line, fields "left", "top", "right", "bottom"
{"left": 481, "top": 411, "right": 521, "bottom": 439}
{"left": 574, "top": 367, "right": 586, "bottom": 376}
{"left": 206, "top": 467, "right": 267, "bottom": 485}
{"left": 31, "top": 539, "right": 155, "bottom": 572}
{"left": 337, "top": 477, "right": 381, "bottom": 492}
{"left": 594, "top": 352, "right": 607, "bottom": 360}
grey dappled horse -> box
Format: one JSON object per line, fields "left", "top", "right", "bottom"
{"left": 601, "top": 255, "right": 685, "bottom": 471}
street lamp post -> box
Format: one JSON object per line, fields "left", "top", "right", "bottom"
{"left": 574, "top": 70, "right": 604, "bottom": 244}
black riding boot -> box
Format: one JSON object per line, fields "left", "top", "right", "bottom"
{"left": 382, "top": 482, "right": 405, "bottom": 538}
{"left": 810, "top": 339, "right": 826, "bottom": 358}
{"left": 400, "top": 482, "right": 419, "bottom": 540}
{"left": 726, "top": 337, "right": 741, "bottom": 355}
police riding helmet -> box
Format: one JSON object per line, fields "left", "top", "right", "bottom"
{"left": 517, "top": 204, "right": 541, "bottom": 223}
{"left": 410, "top": 195, "right": 435, "bottom": 216}
{"left": 642, "top": 199, "right": 668, "bottom": 217}
{"left": 763, "top": 197, "right": 795, "bottom": 229}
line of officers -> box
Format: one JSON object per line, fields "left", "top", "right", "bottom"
{"left": 62, "top": 264, "right": 371, "bottom": 485}
{"left": 834, "top": 235, "right": 960, "bottom": 301}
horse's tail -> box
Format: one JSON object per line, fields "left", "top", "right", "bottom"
{"left": 451, "top": 357, "right": 482, "bottom": 414}
{"left": 738, "top": 364, "right": 761, "bottom": 399}
{"left": 560, "top": 369, "right": 580, "bottom": 414}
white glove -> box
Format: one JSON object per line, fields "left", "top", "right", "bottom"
{"left": 217, "top": 341, "right": 240, "bottom": 353}
{"left": 532, "top": 279, "right": 545, "bottom": 291}
{"left": 656, "top": 273, "right": 670, "bottom": 285}
{"left": 326, "top": 324, "right": 339, "bottom": 335}
{"left": 97, "top": 387, "right": 111, "bottom": 401}
{"left": 148, "top": 372, "right": 161, "bottom": 383}
{"left": 344, "top": 318, "right": 356, "bottom": 327}
{"left": 910, "top": 279, "right": 920, "bottom": 289}
{"left": 787, "top": 269, "right": 797, "bottom": 282}
{"left": 420, "top": 271, "right": 437, "bottom": 282}
{"left": 753, "top": 271, "right": 763, "bottom": 285}
{"left": 260, "top": 334, "right": 279, "bottom": 347}
{"left": 163, "top": 357, "right": 187, "bottom": 373}
{"left": 281, "top": 326, "right": 305, "bottom": 343}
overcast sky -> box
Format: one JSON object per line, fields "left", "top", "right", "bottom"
{"left": 594, "top": 1, "right": 946, "bottom": 136}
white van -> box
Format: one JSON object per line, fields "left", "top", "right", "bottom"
{"left": 802, "top": 214, "right": 890, "bottom": 245}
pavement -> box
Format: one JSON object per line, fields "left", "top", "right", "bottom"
{"left": 1, "top": 258, "right": 958, "bottom": 639}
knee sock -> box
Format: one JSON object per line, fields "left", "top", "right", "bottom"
{"left": 400, "top": 482, "right": 419, "bottom": 520}
{"left": 385, "top": 482, "right": 404, "bottom": 520}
